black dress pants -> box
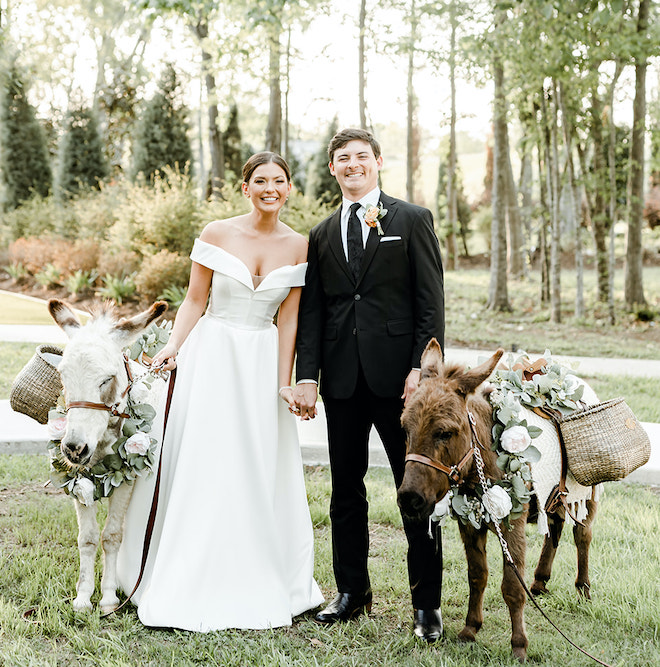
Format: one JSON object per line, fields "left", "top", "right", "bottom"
{"left": 323, "top": 367, "right": 442, "bottom": 609}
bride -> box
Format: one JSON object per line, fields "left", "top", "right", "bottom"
{"left": 117, "top": 152, "right": 323, "bottom": 631}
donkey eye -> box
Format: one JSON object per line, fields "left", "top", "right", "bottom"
{"left": 433, "top": 430, "right": 452, "bottom": 443}
{"left": 100, "top": 376, "right": 114, "bottom": 388}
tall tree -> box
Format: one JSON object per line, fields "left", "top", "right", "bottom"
{"left": 130, "top": 64, "right": 192, "bottom": 183}
{"left": 57, "top": 103, "right": 109, "bottom": 198}
{"left": 306, "top": 117, "right": 342, "bottom": 207}
{"left": 0, "top": 61, "right": 52, "bottom": 209}
{"left": 624, "top": 0, "right": 651, "bottom": 308}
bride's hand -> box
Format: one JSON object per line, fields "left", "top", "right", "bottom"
{"left": 151, "top": 342, "right": 178, "bottom": 371}
{"left": 279, "top": 386, "right": 299, "bottom": 415}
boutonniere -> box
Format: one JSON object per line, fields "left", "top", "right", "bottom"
{"left": 364, "top": 202, "right": 388, "bottom": 236}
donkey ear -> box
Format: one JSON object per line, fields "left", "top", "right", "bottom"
{"left": 420, "top": 338, "right": 444, "bottom": 379}
{"left": 457, "top": 348, "right": 504, "bottom": 396}
{"left": 112, "top": 301, "right": 168, "bottom": 345}
{"left": 48, "top": 299, "right": 82, "bottom": 338}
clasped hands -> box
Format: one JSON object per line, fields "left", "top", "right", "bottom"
{"left": 280, "top": 369, "right": 422, "bottom": 419}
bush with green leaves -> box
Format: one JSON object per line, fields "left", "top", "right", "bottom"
{"left": 97, "top": 273, "right": 136, "bottom": 305}
{"left": 135, "top": 249, "right": 190, "bottom": 304}
{"left": 158, "top": 285, "right": 187, "bottom": 309}
{"left": 4, "top": 262, "right": 28, "bottom": 283}
{"left": 34, "top": 263, "right": 63, "bottom": 289}
{"left": 280, "top": 190, "right": 335, "bottom": 236}
{"left": 1, "top": 194, "right": 64, "bottom": 241}
{"left": 112, "top": 168, "right": 201, "bottom": 257}
{"left": 65, "top": 269, "right": 98, "bottom": 299}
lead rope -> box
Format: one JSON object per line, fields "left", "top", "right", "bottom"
{"left": 467, "top": 411, "right": 612, "bottom": 667}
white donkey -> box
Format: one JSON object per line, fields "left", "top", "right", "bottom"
{"left": 49, "top": 299, "right": 168, "bottom": 613}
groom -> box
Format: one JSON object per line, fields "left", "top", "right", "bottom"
{"left": 294, "top": 128, "right": 445, "bottom": 642}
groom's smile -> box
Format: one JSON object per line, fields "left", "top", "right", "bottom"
{"left": 329, "top": 139, "right": 383, "bottom": 200}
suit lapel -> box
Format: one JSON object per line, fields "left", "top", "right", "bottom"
{"left": 355, "top": 192, "right": 399, "bottom": 285}
{"left": 326, "top": 207, "right": 354, "bottom": 283}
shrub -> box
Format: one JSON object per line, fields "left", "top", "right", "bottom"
{"left": 9, "top": 237, "right": 57, "bottom": 274}
{"left": 113, "top": 169, "right": 201, "bottom": 257}
{"left": 135, "top": 249, "right": 190, "bottom": 303}
{"left": 158, "top": 285, "right": 187, "bottom": 309}
{"left": 5, "top": 262, "right": 29, "bottom": 283}
{"left": 2, "top": 195, "right": 64, "bottom": 241}
{"left": 69, "top": 180, "right": 126, "bottom": 240}
{"left": 97, "top": 273, "right": 136, "bottom": 305}
{"left": 52, "top": 238, "right": 101, "bottom": 275}
{"left": 280, "top": 190, "right": 335, "bottom": 236}
{"left": 34, "top": 263, "right": 63, "bottom": 289}
{"left": 96, "top": 247, "right": 141, "bottom": 279}
{"left": 65, "top": 269, "right": 98, "bottom": 299}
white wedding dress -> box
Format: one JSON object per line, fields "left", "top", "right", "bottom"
{"left": 117, "top": 239, "right": 323, "bottom": 631}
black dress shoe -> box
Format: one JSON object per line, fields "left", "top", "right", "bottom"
{"left": 314, "top": 590, "right": 373, "bottom": 624}
{"left": 413, "top": 608, "right": 443, "bottom": 643}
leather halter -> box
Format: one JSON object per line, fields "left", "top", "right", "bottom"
{"left": 405, "top": 448, "right": 473, "bottom": 484}
{"left": 66, "top": 354, "right": 133, "bottom": 420}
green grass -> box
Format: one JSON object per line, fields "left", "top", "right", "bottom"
{"left": 0, "top": 292, "right": 56, "bottom": 325}
{"left": 0, "top": 458, "right": 658, "bottom": 666}
{"left": 0, "top": 342, "right": 46, "bottom": 399}
{"left": 444, "top": 267, "right": 660, "bottom": 360}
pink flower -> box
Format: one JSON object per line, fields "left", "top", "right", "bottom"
{"left": 47, "top": 416, "right": 67, "bottom": 441}
{"left": 500, "top": 425, "right": 531, "bottom": 454}
{"left": 125, "top": 432, "right": 151, "bottom": 456}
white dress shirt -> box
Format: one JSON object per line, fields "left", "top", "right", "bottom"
{"left": 340, "top": 187, "right": 381, "bottom": 260}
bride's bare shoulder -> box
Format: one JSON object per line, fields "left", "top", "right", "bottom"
{"left": 279, "top": 225, "right": 308, "bottom": 263}
{"left": 200, "top": 216, "right": 249, "bottom": 245}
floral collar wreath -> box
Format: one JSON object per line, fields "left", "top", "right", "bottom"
{"left": 364, "top": 202, "right": 388, "bottom": 235}
{"left": 432, "top": 350, "right": 585, "bottom": 530}
{"left": 47, "top": 321, "right": 171, "bottom": 506}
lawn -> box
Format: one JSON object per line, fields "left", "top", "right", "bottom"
{"left": 0, "top": 457, "right": 658, "bottom": 666}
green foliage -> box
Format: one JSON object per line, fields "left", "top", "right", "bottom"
{"left": 111, "top": 168, "right": 201, "bottom": 257}
{"left": 0, "top": 62, "right": 52, "bottom": 210}
{"left": 97, "top": 273, "right": 136, "bottom": 305}
{"left": 4, "top": 261, "right": 28, "bottom": 283}
{"left": 65, "top": 269, "right": 98, "bottom": 299}
{"left": 305, "top": 117, "right": 341, "bottom": 207}
{"left": 34, "top": 263, "right": 63, "bottom": 289}
{"left": 435, "top": 154, "right": 472, "bottom": 252}
{"left": 130, "top": 64, "right": 192, "bottom": 183}
{"left": 135, "top": 249, "right": 190, "bottom": 304}
{"left": 158, "top": 284, "right": 187, "bottom": 309}
{"left": 57, "top": 105, "right": 109, "bottom": 199}
{"left": 281, "top": 189, "right": 335, "bottom": 236}
{"left": 222, "top": 103, "right": 243, "bottom": 185}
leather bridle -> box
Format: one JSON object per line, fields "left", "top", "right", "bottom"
{"left": 66, "top": 354, "right": 133, "bottom": 420}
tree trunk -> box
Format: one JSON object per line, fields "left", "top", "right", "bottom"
{"left": 445, "top": 0, "right": 458, "bottom": 269}
{"left": 487, "top": 9, "right": 510, "bottom": 312}
{"left": 504, "top": 126, "right": 523, "bottom": 278}
{"left": 193, "top": 18, "right": 224, "bottom": 199}
{"left": 624, "top": 0, "right": 649, "bottom": 308}
{"left": 536, "top": 103, "right": 550, "bottom": 304}
{"left": 358, "top": 0, "right": 367, "bottom": 129}
{"left": 406, "top": 0, "right": 417, "bottom": 203}
{"left": 283, "top": 26, "right": 291, "bottom": 161}
{"left": 266, "top": 27, "right": 282, "bottom": 153}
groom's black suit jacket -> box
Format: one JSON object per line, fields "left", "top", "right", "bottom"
{"left": 296, "top": 192, "right": 444, "bottom": 399}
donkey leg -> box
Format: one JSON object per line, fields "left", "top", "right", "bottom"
{"left": 73, "top": 500, "right": 99, "bottom": 611}
{"left": 500, "top": 519, "right": 528, "bottom": 662}
{"left": 573, "top": 499, "right": 597, "bottom": 599}
{"left": 99, "top": 483, "right": 134, "bottom": 614}
{"left": 457, "top": 523, "right": 488, "bottom": 642}
{"left": 531, "top": 509, "right": 565, "bottom": 596}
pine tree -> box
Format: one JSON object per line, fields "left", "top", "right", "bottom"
{"left": 57, "top": 104, "right": 109, "bottom": 198}
{"left": 223, "top": 103, "right": 243, "bottom": 185}
{"left": 0, "top": 63, "right": 52, "bottom": 209}
{"left": 131, "top": 64, "right": 192, "bottom": 183}
{"left": 306, "top": 117, "right": 342, "bottom": 207}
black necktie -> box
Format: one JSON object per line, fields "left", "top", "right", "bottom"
{"left": 347, "top": 202, "right": 364, "bottom": 280}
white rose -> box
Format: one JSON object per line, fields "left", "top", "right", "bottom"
{"left": 72, "top": 478, "right": 96, "bottom": 506}
{"left": 500, "top": 425, "right": 531, "bottom": 454}
{"left": 430, "top": 491, "right": 452, "bottom": 524}
{"left": 482, "top": 485, "right": 512, "bottom": 520}
{"left": 47, "top": 416, "right": 67, "bottom": 441}
{"left": 129, "top": 380, "right": 150, "bottom": 404}
{"left": 125, "top": 432, "right": 151, "bottom": 456}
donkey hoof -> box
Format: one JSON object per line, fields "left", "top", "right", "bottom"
{"left": 72, "top": 597, "right": 93, "bottom": 612}
{"left": 576, "top": 583, "right": 591, "bottom": 600}
{"left": 512, "top": 646, "right": 527, "bottom": 663}
{"left": 530, "top": 580, "right": 549, "bottom": 596}
{"left": 458, "top": 626, "right": 478, "bottom": 642}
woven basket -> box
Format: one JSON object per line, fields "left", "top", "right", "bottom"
{"left": 10, "top": 344, "right": 64, "bottom": 424}
{"left": 558, "top": 397, "right": 651, "bottom": 486}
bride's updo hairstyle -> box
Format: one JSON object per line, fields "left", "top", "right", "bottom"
{"left": 242, "top": 152, "right": 292, "bottom": 184}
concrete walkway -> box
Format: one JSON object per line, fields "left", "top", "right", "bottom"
{"left": 1, "top": 324, "right": 659, "bottom": 485}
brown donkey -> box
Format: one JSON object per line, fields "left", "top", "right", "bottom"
{"left": 397, "top": 340, "right": 598, "bottom": 662}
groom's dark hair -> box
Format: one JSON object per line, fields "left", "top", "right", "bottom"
{"left": 328, "top": 128, "right": 381, "bottom": 162}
